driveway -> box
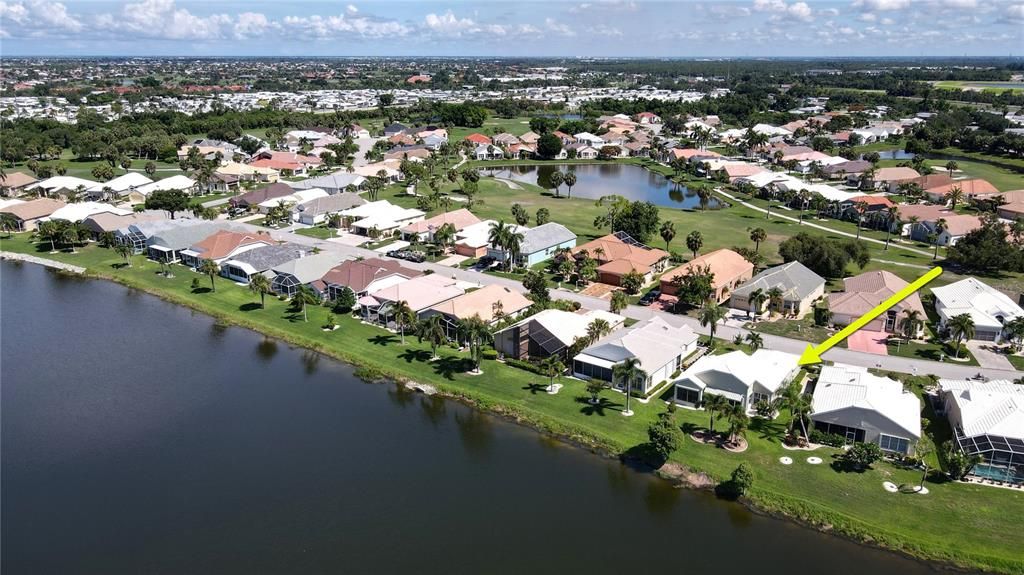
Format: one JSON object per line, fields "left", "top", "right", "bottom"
{"left": 847, "top": 330, "right": 889, "bottom": 355}
{"left": 966, "top": 341, "right": 1017, "bottom": 370}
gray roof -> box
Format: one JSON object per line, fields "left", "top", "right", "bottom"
{"left": 272, "top": 252, "right": 347, "bottom": 284}
{"left": 224, "top": 242, "right": 308, "bottom": 272}
{"left": 731, "top": 261, "right": 825, "bottom": 301}
{"left": 295, "top": 192, "right": 366, "bottom": 217}
{"left": 290, "top": 172, "right": 366, "bottom": 191}
{"left": 520, "top": 222, "right": 577, "bottom": 254}
{"left": 823, "top": 160, "right": 871, "bottom": 175}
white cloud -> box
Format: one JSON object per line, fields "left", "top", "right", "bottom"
{"left": 754, "top": 0, "right": 814, "bottom": 21}
{"left": 940, "top": 0, "right": 977, "bottom": 8}
{"left": 346, "top": 4, "right": 358, "bottom": 14}
{"left": 283, "top": 12, "right": 410, "bottom": 39}
{"left": 545, "top": 17, "right": 576, "bottom": 36}
{"left": 858, "top": 12, "right": 877, "bottom": 21}
{"left": 0, "top": 0, "right": 82, "bottom": 36}
{"left": 97, "top": 0, "right": 231, "bottom": 40}
{"left": 423, "top": 11, "right": 477, "bottom": 35}
{"left": 1003, "top": 3, "right": 1024, "bottom": 22}
{"left": 852, "top": 0, "right": 911, "bottom": 11}
{"left": 234, "top": 12, "right": 272, "bottom": 39}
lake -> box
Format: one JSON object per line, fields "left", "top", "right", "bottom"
{"left": 1, "top": 262, "right": 941, "bottom": 574}
{"left": 484, "top": 163, "right": 724, "bottom": 210}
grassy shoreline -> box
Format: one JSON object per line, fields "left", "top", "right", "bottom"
{"left": 2, "top": 237, "right": 1022, "bottom": 574}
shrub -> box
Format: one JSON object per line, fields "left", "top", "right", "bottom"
{"left": 481, "top": 348, "right": 499, "bottom": 360}
{"left": 843, "top": 442, "right": 882, "bottom": 470}
{"left": 731, "top": 463, "right": 755, "bottom": 496}
{"left": 647, "top": 416, "right": 683, "bottom": 461}
{"left": 808, "top": 429, "right": 846, "bottom": 448}
{"left": 505, "top": 358, "right": 546, "bottom": 375}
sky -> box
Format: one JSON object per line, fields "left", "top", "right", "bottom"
{"left": 0, "top": 0, "right": 1022, "bottom": 57}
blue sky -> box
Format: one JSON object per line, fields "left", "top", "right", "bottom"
{"left": 1, "top": 0, "right": 1021, "bottom": 57}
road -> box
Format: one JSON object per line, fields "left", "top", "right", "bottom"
{"left": 239, "top": 221, "right": 1022, "bottom": 381}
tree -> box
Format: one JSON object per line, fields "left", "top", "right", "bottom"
{"left": 659, "top": 220, "right": 676, "bottom": 252}
{"left": 334, "top": 286, "right": 357, "bottom": 313}
{"left": 670, "top": 264, "right": 714, "bottom": 307}
{"left": 915, "top": 435, "right": 935, "bottom": 490}
{"left": 613, "top": 357, "right": 644, "bottom": 416}
{"left": 612, "top": 201, "right": 660, "bottom": 243}
{"left": 536, "top": 133, "right": 563, "bottom": 159}
{"left": 563, "top": 171, "right": 577, "bottom": 199}
{"left": 459, "top": 315, "right": 492, "bottom": 373}
{"left": 35, "top": 220, "right": 62, "bottom": 252}
{"left": 698, "top": 299, "right": 727, "bottom": 347}
{"left": 145, "top": 189, "right": 190, "bottom": 219}
{"left": 621, "top": 270, "right": 644, "bottom": 295}
{"left": 548, "top": 170, "right": 564, "bottom": 198}
{"left": 745, "top": 332, "right": 763, "bottom": 351}
{"left": 946, "top": 185, "right": 965, "bottom": 211}
{"left": 748, "top": 227, "right": 767, "bottom": 253}
{"left": 943, "top": 440, "right": 982, "bottom": 480}
{"left": 647, "top": 416, "right": 683, "bottom": 461}
{"left": 540, "top": 356, "right": 565, "bottom": 392}
{"left": 143, "top": 161, "right": 157, "bottom": 176}
{"left": 843, "top": 442, "right": 882, "bottom": 470}
{"left": 748, "top": 288, "right": 768, "bottom": 318}
{"left": 91, "top": 164, "right": 115, "bottom": 180}
{"left": 585, "top": 379, "right": 607, "bottom": 404}
{"left": 694, "top": 185, "right": 713, "bottom": 212}
{"left": 522, "top": 270, "right": 550, "bottom": 303}
{"left": 686, "top": 230, "right": 703, "bottom": 259}
{"left": 198, "top": 259, "right": 220, "bottom": 292}
{"left": 535, "top": 207, "right": 550, "bottom": 226}
{"left": 586, "top": 318, "right": 612, "bottom": 344}
{"left": 779, "top": 381, "right": 812, "bottom": 439}
{"left": 416, "top": 315, "right": 448, "bottom": 360}
{"left": 433, "top": 223, "right": 456, "bottom": 254}
{"left": 947, "top": 313, "right": 975, "bottom": 359}
{"left": 0, "top": 213, "right": 19, "bottom": 237}
{"left": 778, "top": 233, "right": 869, "bottom": 278}
{"left": 114, "top": 244, "right": 133, "bottom": 267}
{"left": 898, "top": 309, "right": 924, "bottom": 342}
{"left": 945, "top": 160, "right": 958, "bottom": 176}
{"left": 702, "top": 393, "right": 730, "bottom": 434}
{"left": 610, "top": 289, "right": 628, "bottom": 314}
{"left": 511, "top": 203, "right": 529, "bottom": 226}
{"left": 392, "top": 300, "right": 416, "bottom": 344}
{"left": 730, "top": 463, "right": 755, "bottom": 496}
{"left": 249, "top": 274, "right": 272, "bottom": 309}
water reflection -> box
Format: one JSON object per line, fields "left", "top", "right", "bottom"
{"left": 419, "top": 395, "right": 448, "bottom": 428}
{"left": 454, "top": 409, "right": 493, "bottom": 458}
{"left": 255, "top": 337, "right": 278, "bottom": 363}
{"left": 643, "top": 480, "right": 682, "bottom": 517}
{"left": 386, "top": 381, "right": 417, "bottom": 409}
{"left": 300, "top": 350, "right": 321, "bottom": 376}
{"left": 209, "top": 321, "right": 229, "bottom": 341}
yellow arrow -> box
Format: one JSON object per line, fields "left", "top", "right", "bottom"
{"left": 798, "top": 266, "right": 943, "bottom": 366}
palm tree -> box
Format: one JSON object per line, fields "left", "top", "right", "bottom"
{"left": 433, "top": 223, "right": 455, "bottom": 254}
{"left": 548, "top": 170, "right": 564, "bottom": 198}
{"left": 505, "top": 229, "right": 524, "bottom": 271}
{"left": 698, "top": 299, "right": 727, "bottom": 347}
{"left": 947, "top": 313, "right": 975, "bottom": 359}
{"left": 114, "top": 244, "right": 133, "bottom": 267}
{"left": 695, "top": 186, "right": 712, "bottom": 212}
{"left": 488, "top": 220, "right": 512, "bottom": 269}
{"left": 290, "top": 284, "right": 320, "bottom": 322}
{"left": 724, "top": 402, "right": 750, "bottom": 446}
{"left": 779, "top": 381, "right": 810, "bottom": 439}
{"left": 586, "top": 318, "right": 612, "bottom": 344}
{"left": 540, "top": 356, "right": 565, "bottom": 392}
{"left": 932, "top": 218, "right": 947, "bottom": 260}
{"left": 946, "top": 185, "right": 964, "bottom": 211}
{"left": 198, "top": 259, "right": 220, "bottom": 292}
{"left": 744, "top": 332, "right": 763, "bottom": 352}
{"left": 748, "top": 288, "right": 768, "bottom": 318}
{"left": 686, "top": 230, "right": 703, "bottom": 259}
{"left": 767, "top": 286, "right": 785, "bottom": 316}
{"left": 249, "top": 273, "right": 272, "bottom": 309}
{"left": 612, "top": 357, "right": 644, "bottom": 417}
{"left": 459, "top": 314, "right": 492, "bottom": 373}
{"left": 1005, "top": 316, "right": 1024, "bottom": 352}
{"left": 659, "top": 220, "right": 676, "bottom": 252}
{"left": 884, "top": 206, "right": 901, "bottom": 250}
{"left": 392, "top": 300, "right": 416, "bottom": 344}
{"left": 748, "top": 227, "right": 767, "bottom": 253}
{"left": 702, "top": 393, "right": 730, "bottom": 434}
{"left": 898, "top": 309, "right": 924, "bottom": 342}
{"left": 35, "top": 220, "right": 62, "bottom": 253}
{"left": 416, "top": 315, "right": 447, "bottom": 360}
{"left": 0, "top": 213, "right": 19, "bottom": 237}
{"left": 945, "top": 160, "right": 958, "bottom": 176}
{"left": 563, "top": 171, "right": 577, "bottom": 199}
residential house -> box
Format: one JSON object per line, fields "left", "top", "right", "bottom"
{"left": 383, "top": 122, "right": 410, "bottom": 137}
{"left": 290, "top": 172, "right": 366, "bottom": 195}
{"left": 869, "top": 167, "right": 920, "bottom": 192}
{"left": 343, "top": 124, "right": 370, "bottom": 139}
{"left": 207, "top": 173, "right": 240, "bottom": 194}
{"left": 269, "top": 253, "right": 346, "bottom": 297}
{"left": 179, "top": 229, "right": 273, "bottom": 268}
{"left": 914, "top": 213, "right": 983, "bottom": 246}
{"left": 661, "top": 249, "right": 753, "bottom": 303}
{"left": 400, "top": 208, "right": 481, "bottom": 242}
{"left": 822, "top": 160, "right": 871, "bottom": 179}
{"left": 85, "top": 172, "right": 153, "bottom": 201}
{"left": 923, "top": 179, "right": 1000, "bottom": 204}
{"left": 81, "top": 211, "right": 166, "bottom": 239}
{"left": 672, "top": 350, "right": 800, "bottom": 413}
{"left": 144, "top": 221, "right": 226, "bottom": 263}
{"left": 257, "top": 188, "right": 329, "bottom": 214}
{"left": 487, "top": 222, "right": 577, "bottom": 268}
{"left": 894, "top": 203, "right": 954, "bottom": 237}
{"left": 473, "top": 144, "right": 504, "bottom": 161}
{"left": 453, "top": 219, "right": 526, "bottom": 258}
{"left": 249, "top": 151, "right": 322, "bottom": 176}
{"left": 573, "top": 132, "right": 605, "bottom": 147}
{"left": 519, "top": 131, "right": 541, "bottom": 145}
{"left": 932, "top": 278, "right": 1023, "bottom": 343}
{"left": 827, "top": 270, "right": 926, "bottom": 336}
{"left": 567, "top": 144, "right": 599, "bottom": 159}
{"left": 320, "top": 257, "right": 422, "bottom": 299}
{"left": 422, "top": 284, "right": 533, "bottom": 339}
{"left": 494, "top": 309, "right": 626, "bottom": 362}
{"left": 27, "top": 176, "right": 98, "bottom": 199}
{"left": 729, "top": 261, "right": 825, "bottom": 317}
{"left": 216, "top": 161, "right": 280, "bottom": 184}
{"left": 464, "top": 133, "right": 492, "bottom": 146}
{"left": 133, "top": 175, "right": 199, "bottom": 203}
{"left": 573, "top": 317, "right": 699, "bottom": 396}
{"left": 938, "top": 379, "right": 1024, "bottom": 484}
{"left": 492, "top": 133, "right": 521, "bottom": 147}
{"left": 294, "top": 192, "right": 366, "bottom": 226}
{"left": 0, "top": 198, "right": 65, "bottom": 230}
{"left": 339, "top": 200, "right": 425, "bottom": 237}
{"left": 811, "top": 364, "right": 922, "bottom": 454}
{"left": 220, "top": 243, "right": 309, "bottom": 283}
{"left": 360, "top": 274, "right": 466, "bottom": 326}
{"left": 573, "top": 232, "right": 670, "bottom": 287}
{"left": 0, "top": 171, "right": 38, "bottom": 196}
{"left": 229, "top": 183, "right": 296, "bottom": 209}
{"left": 47, "top": 202, "right": 131, "bottom": 223}
{"left": 998, "top": 201, "right": 1024, "bottom": 221}
{"left": 635, "top": 112, "right": 662, "bottom": 124}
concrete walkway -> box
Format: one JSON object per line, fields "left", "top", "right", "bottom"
{"left": 715, "top": 189, "right": 933, "bottom": 258}
{"left": 1, "top": 251, "right": 86, "bottom": 274}
{"left": 235, "top": 221, "right": 1022, "bottom": 381}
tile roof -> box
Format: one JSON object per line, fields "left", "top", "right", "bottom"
{"left": 0, "top": 171, "right": 38, "bottom": 189}
{"left": 873, "top": 167, "right": 920, "bottom": 182}
{"left": 321, "top": 257, "right": 422, "bottom": 293}
{"left": 429, "top": 284, "right": 532, "bottom": 323}
{"left": 0, "top": 197, "right": 65, "bottom": 220}
{"left": 731, "top": 260, "right": 825, "bottom": 301}
{"left": 662, "top": 249, "right": 753, "bottom": 290}
{"left": 230, "top": 183, "right": 297, "bottom": 207}
{"left": 926, "top": 178, "right": 999, "bottom": 198}
{"left": 573, "top": 233, "right": 669, "bottom": 269}
{"left": 827, "top": 270, "right": 925, "bottom": 317}
{"left": 190, "top": 230, "right": 271, "bottom": 260}
{"left": 401, "top": 208, "right": 481, "bottom": 235}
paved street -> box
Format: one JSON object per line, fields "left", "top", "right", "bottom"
{"left": 242, "top": 221, "right": 1023, "bottom": 381}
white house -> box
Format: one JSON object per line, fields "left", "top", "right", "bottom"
{"left": 135, "top": 175, "right": 199, "bottom": 198}
{"left": 573, "top": 132, "right": 605, "bottom": 147}
{"left": 495, "top": 308, "right": 626, "bottom": 361}
{"left": 86, "top": 172, "right": 153, "bottom": 200}
{"left": 46, "top": 201, "right": 131, "bottom": 223}
{"left": 938, "top": 379, "right": 1024, "bottom": 485}
{"left": 672, "top": 350, "right": 799, "bottom": 413}
{"left": 572, "top": 317, "right": 698, "bottom": 396}
{"left": 931, "top": 278, "right": 1024, "bottom": 343}
{"left": 811, "top": 364, "right": 921, "bottom": 455}
{"left": 339, "top": 200, "right": 425, "bottom": 237}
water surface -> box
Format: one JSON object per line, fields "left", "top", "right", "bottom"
{"left": 1, "top": 262, "right": 940, "bottom": 574}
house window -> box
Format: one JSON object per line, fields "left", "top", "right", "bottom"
{"left": 675, "top": 387, "right": 700, "bottom": 405}
{"left": 879, "top": 434, "right": 910, "bottom": 454}
{"left": 750, "top": 392, "right": 770, "bottom": 406}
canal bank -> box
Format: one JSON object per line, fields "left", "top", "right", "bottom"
{"left": 1, "top": 244, "right": 1021, "bottom": 573}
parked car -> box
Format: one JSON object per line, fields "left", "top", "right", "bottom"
{"left": 386, "top": 250, "right": 426, "bottom": 263}
{"left": 638, "top": 290, "right": 660, "bottom": 306}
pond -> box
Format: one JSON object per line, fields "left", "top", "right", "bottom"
{"left": 1, "top": 262, "right": 940, "bottom": 575}
{"left": 484, "top": 163, "right": 723, "bottom": 210}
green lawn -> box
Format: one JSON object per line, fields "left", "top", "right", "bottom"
{"left": 747, "top": 314, "right": 836, "bottom": 345}
{"left": 448, "top": 116, "right": 534, "bottom": 142}
{"left": 1007, "top": 355, "right": 1024, "bottom": 371}
{"left": 877, "top": 157, "right": 1024, "bottom": 193}
{"left": 7, "top": 150, "right": 184, "bottom": 181}
{"left": 293, "top": 226, "right": 336, "bottom": 240}
{"left": 885, "top": 336, "right": 979, "bottom": 366}
{"left": 1, "top": 232, "right": 1022, "bottom": 574}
